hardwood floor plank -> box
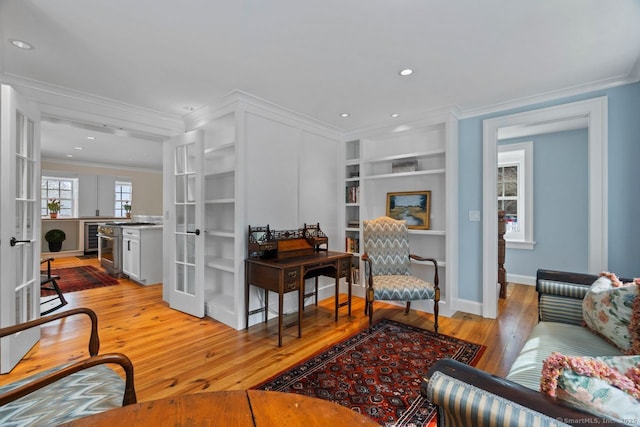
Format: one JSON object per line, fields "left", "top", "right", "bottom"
{"left": 0, "top": 257, "right": 538, "bottom": 403}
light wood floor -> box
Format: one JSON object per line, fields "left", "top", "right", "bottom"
{"left": 0, "top": 256, "right": 538, "bottom": 402}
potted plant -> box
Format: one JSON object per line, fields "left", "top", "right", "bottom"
{"left": 47, "top": 198, "right": 61, "bottom": 219}
{"left": 123, "top": 201, "right": 132, "bottom": 218}
{"left": 44, "top": 229, "right": 66, "bottom": 252}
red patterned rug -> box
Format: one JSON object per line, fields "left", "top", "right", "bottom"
{"left": 253, "top": 318, "right": 485, "bottom": 426}
{"left": 41, "top": 265, "right": 119, "bottom": 295}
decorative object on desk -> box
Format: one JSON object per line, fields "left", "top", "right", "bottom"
{"left": 123, "top": 201, "right": 132, "bottom": 218}
{"left": 303, "top": 222, "right": 328, "bottom": 250}
{"left": 247, "top": 225, "right": 277, "bottom": 259}
{"left": 392, "top": 158, "right": 418, "bottom": 173}
{"left": 47, "top": 198, "right": 61, "bottom": 219}
{"left": 253, "top": 319, "right": 485, "bottom": 427}
{"left": 41, "top": 266, "right": 119, "bottom": 295}
{"left": 44, "top": 228, "right": 66, "bottom": 252}
{"left": 386, "top": 190, "right": 431, "bottom": 230}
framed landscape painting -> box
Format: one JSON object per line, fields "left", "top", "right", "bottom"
{"left": 386, "top": 191, "right": 431, "bottom": 230}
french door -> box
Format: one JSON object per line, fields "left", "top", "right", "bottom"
{"left": 163, "top": 130, "right": 204, "bottom": 317}
{"left": 0, "top": 85, "right": 41, "bottom": 373}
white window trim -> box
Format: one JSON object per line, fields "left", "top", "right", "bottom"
{"left": 498, "top": 141, "right": 535, "bottom": 250}
{"left": 41, "top": 175, "right": 79, "bottom": 218}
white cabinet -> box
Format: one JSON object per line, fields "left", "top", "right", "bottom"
{"left": 122, "top": 227, "right": 163, "bottom": 285}
{"left": 78, "top": 175, "right": 116, "bottom": 217}
{"left": 343, "top": 114, "right": 458, "bottom": 316}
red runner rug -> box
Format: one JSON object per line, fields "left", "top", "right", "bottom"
{"left": 42, "top": 265, "right": 119, "bottom": 295}
{"left": 253, "top": 318, "right": 485, "bottom": 426}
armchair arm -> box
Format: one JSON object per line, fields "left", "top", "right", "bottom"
{"left": 409, "top": 255, "right": 439, "bottom": 289}
{"left": 0, "top": 352, "right": 137, "bottom": 407}
{"left": 422, "top": 358, "right": 626, "bottom": 426}
{"left": 0, "top": 307, "right": 99, "bottom": 356}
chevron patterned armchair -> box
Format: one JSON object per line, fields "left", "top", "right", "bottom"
{"left": 362, "top": 216, "right": 440, "bottom": 331}
{"left": 0, "top": 308, "right": 136, "bottom": 426}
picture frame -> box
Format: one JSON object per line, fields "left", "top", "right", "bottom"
{"left": 386, "top": 191, "right": 431, "bottom": 230}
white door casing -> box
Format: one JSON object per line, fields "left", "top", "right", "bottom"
{"left": 482, "top": 97, "right": 608, "bottom": 318}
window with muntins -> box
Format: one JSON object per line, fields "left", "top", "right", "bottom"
{"left": 41, "top": 177, "right": 77, "bottom": 217}
{"left": 115, "top": 180, "right": 132, "bottom": 217}
{"left": 497, "top": 141, "right": 534, "bottom": 249}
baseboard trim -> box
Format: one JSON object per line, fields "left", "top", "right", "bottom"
{"left": 453, "top": 298, "right": 483, "bottom": 316}
{"left": 506, "top": 273, "right": 536, "bottom": 286}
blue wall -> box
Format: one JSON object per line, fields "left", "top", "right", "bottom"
{"left": 458, "top": 82, "right": 640, "bottom": 303}
{"left": 501, "top": 129, "right": 589, "bottom": 278}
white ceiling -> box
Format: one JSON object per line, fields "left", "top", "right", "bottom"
{"left": 2, "top": 0, "right": 639, "bottom": 170}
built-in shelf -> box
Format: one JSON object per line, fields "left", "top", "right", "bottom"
{"left": 342, "top": 115, "right": 457, "bottom": 316}
{"left": 204, "top": 140, "right": 235, "bottom": 155}
{"left": 363, "top": 149, "right": 446, "bottom": 164}
{"left": 205, "top": 198, "right": 235, "bottom": 204}
{"left": 410, "top": 229, "right": 446, "bottom": 236}
{"left": 206, "top": 257, "right": 234, "bottom": 272}
{"left": 206, "top": 230, "right": 234, "bottom": 238}
{"left": 364, "top": 169, "right": 446, "bottom": 180}
{"left": 205, "top": 168, "right": 235, "bottom": 178}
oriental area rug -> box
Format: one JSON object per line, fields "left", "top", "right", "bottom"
{"left": 42, "top": 265, "right": 119, "bottom": 295}
{"left": 253, "top": 318, "right": 485, "bottom": 427}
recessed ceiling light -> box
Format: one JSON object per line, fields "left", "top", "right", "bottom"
{"left": 339, "top": 113, "right": 351, "bottom": 118}
{"left": 391, "top": 113, "right": 400, "bottom": 118}
{"left": 66, "top": 154, "right": 73, "bottom": 158}
{"left": 87, "top": 136, "right": 96, "bottom": 140}
{"left": 10, "top": 39, "right": 33, "bottom": 50}
{"left": 399, "top": 68, "right": 414, "bottom": 77}
{"left": 74, "top": 146, "right": 83, "bottom": 150}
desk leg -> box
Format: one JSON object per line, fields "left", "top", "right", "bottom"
{"left": 298, "top": 275, "right": 303, "bottom": 339}
{"left": 278, "top": 290, "right": 283, "bottom": 347}
{"left": 347, "top": 261, "right": 352, "bottom": 317}
{"left": 334, "top": 274, "right": 339, "bottom": 322}
{"left": 264, "top": 290, "right": 269, "bottom": 324}
{"left": 245, "top": 263, "right": 249, "bottom": 330}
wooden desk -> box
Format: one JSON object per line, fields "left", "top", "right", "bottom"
{"left": 59, "top": 390, "right": 379, "bottom": 427}
{"left": 245, "top": 250, "right": 353, "bottom": 346}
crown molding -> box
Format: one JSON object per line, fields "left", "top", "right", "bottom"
{"left": 342, "top": 105, "right": 461, "bottom": 141}
{"left": 184, "top": 89, "right": 343, "bottom": 140}
{"left": 1, "top": 73, "right": 184, "bottom": 137}
{"left": 457, "top": 73, "right": 638, "bottom": 119}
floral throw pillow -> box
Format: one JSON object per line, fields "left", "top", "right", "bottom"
{"left": 582, "top": 273, "right": 640, "bottom": 354}
{"left": 541, "top": 353, "right": 640, "bottom": 424}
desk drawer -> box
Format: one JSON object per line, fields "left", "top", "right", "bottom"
{"left": 284, "top": 268, "right": 299, "bottom": 291}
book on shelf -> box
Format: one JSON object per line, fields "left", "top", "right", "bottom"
{"left": 345, "top": 185, "right": 360, "bottom": 203}
{"left": 351, "top": 266, "right": 360, "bottom": 285}
{"left": 345, "top": 237, "right": 359, "bottom": 254}
{"left": 347, "top": 220, "right": 360, "bottom": 228}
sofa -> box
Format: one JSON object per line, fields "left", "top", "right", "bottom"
{"left": 421, "top": 269, "right": 639, "bottom": 426}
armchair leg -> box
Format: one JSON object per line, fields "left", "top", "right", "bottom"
{"left": 433, "top": 300, "right": 439, "bottom": 333}
{"left": 405, "top": 301, "right": 411, "bottom": 314}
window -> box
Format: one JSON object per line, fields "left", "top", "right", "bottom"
{"left": 115, "top": 180, "right": 132, "bottom": 217}
{"left": 497, "top": 141, "right": 534, "bottom": 249}
{"left": 41, "top": 176, "right": 78, "bottom": 217}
